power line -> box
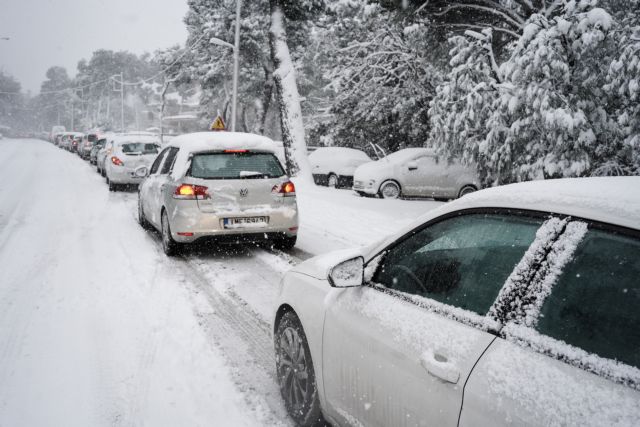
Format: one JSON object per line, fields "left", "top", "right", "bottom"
{"left": 115, "top": 32, "right": 207, "bottom": 87}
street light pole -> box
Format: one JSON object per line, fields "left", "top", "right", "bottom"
{"left": 120, "top": 71, "right": 125, "bottom": 132}
{"left": 230, "top": 0, "right": 242, "bottom": 132}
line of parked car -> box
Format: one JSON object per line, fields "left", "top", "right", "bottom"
{"left": 309, "top": 145, "right": 479, "bottom": 200}
{"left": 51, "top": 129, "right": 300, "bottom": 255}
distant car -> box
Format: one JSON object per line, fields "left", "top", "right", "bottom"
{"left": 89, "top": 137, "right": 107, "bottom": 165}
{"left": 309, "top": 147, "right": 372, "bottom": 188}
{"left": 50, "top": 126, "right": 65, "bottom": 143}
{"left": 104, "top": 134, "right": 161, "bottom": 191}
{"left": 78, "top": 132, "right": 100, "bottom": 160}
{"left": 273, "top": 177, "right": 640, "bottom": 427}
{"left": 58, "top": 132, "right": 84, "bottom": 151}
{"left": 137, "top": 132, "right": 299, "bottom": 256}
{"left": 353, "top": 147, "right": 478, "bottom": 199}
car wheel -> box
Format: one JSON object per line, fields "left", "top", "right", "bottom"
{"left": 108, "top": 178, "right": 117, "bottom": 192}
{"left": 161, "top": 210, "right": 179, "bottom": 256}
{"left": 138, "top": 195, "right": 152, "bottom": 230}
{"left": 273, "top": 235, "right": 297, "bottom": 251}
{"left": 275, "top": 311, "right": 323, "bottom": 427}
{"left": 379, "top": 180, "right": 401, "bottom": 199}
{"left": 327, "top": 174, "right": 338, "bottom": 189}
{"left": 458, "top": 185, "right": 477, "bottom": 198}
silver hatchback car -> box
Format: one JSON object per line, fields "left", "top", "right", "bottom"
{"left": 137, "top": 132, "right": 299, "bottom": 255}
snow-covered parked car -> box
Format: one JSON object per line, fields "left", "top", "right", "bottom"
{"left": 89, "top": 136, "right": 107, "bottom": 165}
{"left": 353, "top": 147, "right": 478, "bottom": 199}
{"left": 137, "top": 132, "right": 299, "bottom": 256}
{"left": 309, "top": 147, "right": 372, "bottom": 188}
{"left": 104, "top": 134, "right": 161, "bottom": 191}
{"left": 272, "top": 177, "right": 640, "bottom": 427}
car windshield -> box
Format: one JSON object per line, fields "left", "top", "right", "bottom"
{"left": 188, "top": 152, "right": 285, "bottom": 179}
{"left": 121, "top": 143, "right": 159, "bottom": 155}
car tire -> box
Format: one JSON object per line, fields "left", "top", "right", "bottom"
{"left": 273, "top": 235, "right": 297, "bottom": 251}
{"left": 458, "top": 185, "right": 477, "bottom": 198}
{"left": 275, "top": 311, "right": 323, "bottom": 427}
{"left": 327, "top": 174, "right": 339, "bottom": 189}
{"left": 138, "top": 195, "right": 152, "bottom": 230}
{"left": 161, "top": 210, "right": 179, "bottom": 256}
{"left": 108, "top": 178, "right": 117, "bottom": 192}
{"left": 379, "top": 180, "right": 401, "bottom": 199}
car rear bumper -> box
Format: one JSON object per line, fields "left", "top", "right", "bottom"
{"left": 168, "top": 201, "right": 299, "bottom": 243}
{"left": 108, "top": 167, "right": 145, "bottom": 184}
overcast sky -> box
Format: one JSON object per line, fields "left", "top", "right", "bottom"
{"left": 0, "top": 0, "right": 189, "bottom": 93}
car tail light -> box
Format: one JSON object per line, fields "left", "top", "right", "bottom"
{"left": 173, "top": 184, "right": 210, "bottom": 200}
{"left": 272, "top": 181, "right": 296, "bottom": 196}
{"left": 224, "top": 149, "right": 248, "bottom": 153}
{"left": 111, "top": 156, "right": 123, "bottom": 166}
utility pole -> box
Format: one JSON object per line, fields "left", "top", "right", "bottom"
{"left": 120, "top": 71, "right": 125, "bottom": 132}
{"left": 231, "top": 0, "right": 242, "bottom": 132}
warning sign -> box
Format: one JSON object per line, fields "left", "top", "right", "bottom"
{"left": 210, "top": 115, "right": 226, "bottom": 131}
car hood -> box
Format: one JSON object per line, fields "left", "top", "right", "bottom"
{"left": 354, "top": 159, "right": 394, "bottom": 181}
{"left": 290, "top": 247, "right": 365, "bottom": 280}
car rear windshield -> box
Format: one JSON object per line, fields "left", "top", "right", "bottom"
{"left": 88, "top": 134, "right": 98, "bottom": 142}
{"left": 189, "top": 152, "right": 285, "bottom": 179}
{"left": 121, "top": 143, "right": 159, "bottom": 155}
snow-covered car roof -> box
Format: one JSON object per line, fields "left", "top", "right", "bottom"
{"left": 384, "top": 147, "right": 435, "bottom": 163}
{"left": 309, "top": 147, "right": 371, "bottom": 160}
{"left": 440, "top": 177, "right": 639, "bottom": 230}
{"left": 61, "top": 132, "right": 85, "bottom": 137}
{"left": 168, "top": 132, "right": 279, "bottom": 154}
{"left": 111, "top": 134, "right": 161, "bottom": 145}
{"left": 168, "top": 132, "right": 282, "bottom": 179}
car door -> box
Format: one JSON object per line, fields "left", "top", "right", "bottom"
{"left": 400, "top": 155, "right": 440, "bottom": 197}
{"left": 460, "top": 221, "right": 640, "bottom": 426}
{"left": 322, "top": 212, "right": 548, "bottom": 427}
{"left": 151, "top": 147, "right": 180, "bottom": 226}
{"left": 142, "top": 147, "right": 170, "bottom": 228}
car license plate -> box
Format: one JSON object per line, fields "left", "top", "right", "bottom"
{"left": 223, "top": 217, "right": 269, "bottom": 228}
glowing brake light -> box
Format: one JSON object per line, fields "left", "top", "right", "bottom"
{"left": 272, "top": 181, "right": 296, "bottom": 196}
{"left": 111, "top": 156, "right": 123, "bottom": 166}
{"left": 173, "top": 184, "right": 210, "bottom": 200}
{"left": 224, "top": 149, "right": 248, "bottom": 153}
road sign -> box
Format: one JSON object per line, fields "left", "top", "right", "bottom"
{"left": 210, "top": 115, "right": 226, "bottom": 131}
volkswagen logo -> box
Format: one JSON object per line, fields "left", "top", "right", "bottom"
{"left": 239, "top": 188, "right": 249, "bottom": 198}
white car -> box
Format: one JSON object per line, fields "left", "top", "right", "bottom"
{"left": 309, "top": 147, "right": 372, "bottom": 188}
{"left": 137, "top": 132, "right": 299, "bottom": 255}
{"left": 104, "top": 134, "right": 161, "bottom": 191}
{"left": 353, "top": 147, "right": 479, "bottom": 199}
{"left": 273, "top": 177, "right": 640, "bottom": 427}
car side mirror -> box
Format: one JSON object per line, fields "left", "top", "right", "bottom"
{"left": 407, "top": 161, "right": 418, "bottom": 171}
{"left": 328, "top": 256, "right": 364, "bottom": 288}
{"left": 134, "top": 165, "right": 149, "bottom": 178}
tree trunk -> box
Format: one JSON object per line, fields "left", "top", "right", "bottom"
{"left": 259, "top": 63, "right": 274, "bottom": 135}
{"left": 268, "top": 0, "right": 312, "bottom": 180}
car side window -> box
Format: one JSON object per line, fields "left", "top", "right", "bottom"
{"left": 150, "top": 148, "right": 169, "bottom": 175}
{"left": 160, "top": 147, "right": 179, "bottom": 174}
{"left": 535, "top": 228, "right": 640, "bottom": 369}
{"left": 372, "top": 213, "right": 543, "bottom": 315}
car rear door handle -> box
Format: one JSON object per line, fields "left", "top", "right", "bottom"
{"left": 420, "top": 352, "right": 460, "bottom": 384}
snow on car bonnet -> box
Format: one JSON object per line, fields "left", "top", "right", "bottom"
{"left": 169, "top": 132, "right": 281, "bottom": 179}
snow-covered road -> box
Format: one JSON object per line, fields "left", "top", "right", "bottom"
{"left": 0, "top": 138, "right": 442, "bottom": 426}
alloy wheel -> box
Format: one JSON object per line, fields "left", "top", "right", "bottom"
{"left": 278, "top": 326, "right": 311, "bottom": 411}
{"left": 381, "top": 181, "right": 400, "bottom": 199}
